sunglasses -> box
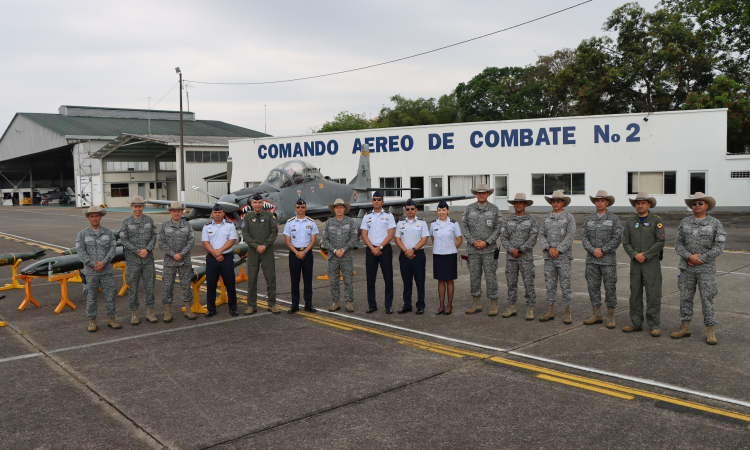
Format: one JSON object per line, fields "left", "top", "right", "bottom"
{"left": 295, "top": 205, "right": 306, "bottom": 209}
{"left": 372, "top": 198, "right": 383, "bottom": 202}
{"left": 691, "top": 201, "right": 705, "bottom": 206}
{"left": 405, "top": 207, "right": 416, "bottom": 211}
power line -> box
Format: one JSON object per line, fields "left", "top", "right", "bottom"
{"left": 185, "top": 0, "right": 593, "bottom": 86}
{"left": 135, "top": 81, "right": 179, "bottom": 119}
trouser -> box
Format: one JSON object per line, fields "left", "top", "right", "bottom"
{"left": 126, "top": 260, "right": 156, "bottom": 311}
{"left": 289, "top": 249, "right": 314, "bottom": 308}
{"left": 467, "top": 252, "right": 499, "bottom": 299}
{"left": 328, "top": 255, "right": 354, "bottom": 303}
{"left": 506, "top": 259, "right": 536, "bottom": 306}
{"left": 399, "top": 250, "right": 426, "bottom": 309}
{"left": 585, "top": 264, "right": 618, "bottom": 309}
{"left": 544, "top": 258, "right": 572, "bottom": 305}
{"left": 628, "top": 260, "right": 662, "bottom": 329}
{"left": 84, "top": 272, "right": 117, "bottom": 319}
{"left": 162, "top": 263, "right": 193, "bottom": 304}
{"left": 366, "top": 245, "right": 393, "bottom": 309}
{"left": 247, "top": 249, "right": 276, "bottom": 308}
{"left": 678, "top": 270, "right": 718, "bottom": 326}
{"left": 206, "top": 254, "right": 237, "bottom": 312}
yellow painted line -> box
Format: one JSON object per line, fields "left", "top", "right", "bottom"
{"left": 537, "top": 374, "right": 634, "bottom": 400}
{"left": 303, "top": 317, "right": 352, "bottom": 331}
{"left": 398, "top": 341, "right": 464, "bottom": 358}
{"left": 491, "top": 357, "right": 750, "bottom": 424}
{"left": 0, "top": 233, "right": 62, "bottom": 253}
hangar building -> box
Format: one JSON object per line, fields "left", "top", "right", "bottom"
{"left": 229, "top": 109, "right": 750, "bottom": 212}
{"left": 0, "top": 105, "right": 266, "bottom": 207}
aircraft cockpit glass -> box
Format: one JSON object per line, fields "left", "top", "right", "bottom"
{"left": 262, "top": 170, "right": 293, "bottom": 189}
{"left": 263, "top": 160, "right": 321, "bottom": 187}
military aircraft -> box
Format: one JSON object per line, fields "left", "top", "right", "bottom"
{"left": 146, "top": 144, "right": 473, "bottom": 228}
{"left": 41, "top": 187, "right": 75, "bottom": 204}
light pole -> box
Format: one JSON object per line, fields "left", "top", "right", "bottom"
{"left": 175, "top": 67, "right": 185, "bottom": 202}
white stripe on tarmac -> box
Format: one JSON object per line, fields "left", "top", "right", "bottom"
{"left": 0, "top": 232, "right": 68, "bottom": 250}
{"left": 0, "top": 353, "right": 43, "bottom": 364}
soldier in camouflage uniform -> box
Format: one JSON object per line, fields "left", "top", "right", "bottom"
{"left": 538, "top": 190, "right": 576, "bottom": 324}
{"left": 321, "top": 198, "right": 359, "bottom": 312}
{"left": 158, "top": 202, "right": 196, "bottom": 321}
{"left": 671, "top": 192, "right": 726, "bottom": 345}
{"left": 77, "top": 206, "right": 119, "bottom": 332}
{"left": 119, "top": 196, "right": 158, "bottom": 325}
{"left": 622, "top": 192, "right": 665, "bottom": 337}
{"left": 499, "top": 193, "right": 538, "bottom": 320}
{"left": 581, "top": 190, "right": 622, "bottom": 329}
{"left": 461, "top": 183, "right": 503, "bottom": 316}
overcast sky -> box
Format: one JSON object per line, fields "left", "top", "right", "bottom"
{"left": 2, "top": 0, "right": 661, "bottom": 137}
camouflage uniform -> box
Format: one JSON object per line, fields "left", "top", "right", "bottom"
{"left": 675, "top": 216, "right": 726, "bottom": 326}
{"left": 119, "top": 215, "right": 157, "bottom": 311}
{"left": 158, "top": 219, "right": 196, "bottom": 304}
{"left": 581, "top": 211, "right": 622, "bottom": 309}
{"left": 76, "top": 226, "right": 118, "bottom": 319}
{"left": 461, "top": 202, "right": 503, "bottom": 299}
{"left": 321, "top": 216, "right": 359, "bottom": 303}
{"left": 539, "top": 211, "right": 576, "bottom": 305}
{"left": 500, "top": 214, "right": 538, "bottom": 306}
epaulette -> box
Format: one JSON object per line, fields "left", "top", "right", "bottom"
{"left": 286, "top": 217, "right": 295, "bottom": 222}
{"left": 305, "top": 216, "right": 313, "bottom": 221}
{"left": 367, "top": 210, "right": 374, "bottom": 215}
{"left": 432, "top": 218, "right": 438, "bottom": 222}
{"left": 416, "top": 216, "right": 422, "bottom": 221}
{"left": 450, "top": 218, "right": 456, "bottom": 223}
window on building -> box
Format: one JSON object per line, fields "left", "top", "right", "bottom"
{"left": 379, "top": 177, "right": 402, "bottom": 197}
{"left": 244, "top": 181, "right": 261, "bottom": 188}
{"left": 627, "top": 171, "right": 676, "bottom": 195}
{"left": 110, "top": 184, "right": 129, "bottom": 197}
{"left": 330, "top": 178, "right": 346, "bottom": 184}
{"left": 158, "top": 161, "right": 176, "bottom": 171}
{"left": 149, "top": 183, "right": 155, "bottom": 189}
{"left": 430, "top": 177, "right": 443, "bottom": 197}
{"left": 185, "top": 151, "right": 194, "bottom": 162}
{"left": 184, "top": 150, "right": 229, "bottom": 163}
{"left": 689, "top": 172, "right": 706, "bottom": 194}
{"left": 730, "top": 171, "right": 750, "bottom": 179}
{"left": 448, "top": 175, "right": 490, "bottom": 196}
{"left": 494, "top": 175, "right": 508, "bottom": 198}
{"left": 531, "top": 173, "right": 585, "bottom": 195}
{"left": 106, "top": 161, "right": 149, "bottom": 172}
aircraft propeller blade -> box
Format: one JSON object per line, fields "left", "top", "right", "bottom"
{"left": 192, "top": 186, "right": 221, "bottom": 200}
{"left": 227, "top": 156, "right": 233, "bottom": 195}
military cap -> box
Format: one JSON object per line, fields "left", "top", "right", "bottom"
{"left": 251, "top": 193, "right": 263, "bottom": 201}
{"left": 84, "top": 205, "right": 107, "bottom": 217}
{"left": 508, "top": 193, "right": 533, "bottom": 206}
{"left": 589, "top": 190, "right": 615, "bottom": 206}
{"left": 405, "top": 199, "right": 416, "bottom": 207}
{"left": 437, "top": 200, "right": 449, "bottom": 209}
{"left": 628, "top": 192, "right": 657, "bottom": 208}
{"left": 545, "top": 190, "right": 571, "bottom": 207}
{"left": 685, "top": 192, "right": 715, "bottom": 211}
{"left": 471, "top": 183, "right": 494, "bottom": 195}
{"left": 328, "top": 198, "right": 351, "bottom": 214}
{"left": 128, "top": 196, "right": 146, "bottom": 205}
{"left": 296, "top": 198, "right": 307, "bottom": 206}
{"left": 212, "top": 203, "right": 223, "bottom": 211}
{"left": 372, "top": 190, "right": 384, "bottom": 199}
{"left": 167, "top": 201, "right": 185, "bottom": 211}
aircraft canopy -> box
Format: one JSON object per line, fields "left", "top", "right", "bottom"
{"left": 262, "top": 160, "right": 322, "bottom": 189}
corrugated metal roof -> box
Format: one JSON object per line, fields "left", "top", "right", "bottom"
{"left": 18, "top": 113, "right": 268, "bottom": 138}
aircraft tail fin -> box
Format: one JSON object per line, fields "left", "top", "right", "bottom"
{"left": 348, "top": 145, "right": 371, "bottom": 193}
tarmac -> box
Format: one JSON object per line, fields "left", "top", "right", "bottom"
{"left": 1, "top": 205, "right": 749, "bottom": 449}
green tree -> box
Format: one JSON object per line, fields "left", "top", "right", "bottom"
{"left": 315, "top": 111, "right": 375, "bottom": 133}
{"left": 375, "top": 94, "right": 460, "bottom": 128}
{"left": 684, "top": 76, "right": 750, "bottom": 152}
{"left": 454, "top": 66, "right": 547, "bottom": 122}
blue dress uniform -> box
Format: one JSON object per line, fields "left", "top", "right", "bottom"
{"left": 360, "top": 191, "right": 397, "bottom": 312}
{"left": 283, "top": 199, "right": 319, "bottom": 312}
{"left": 396, "top": 205, "right": 430, "bottom": 313}
{"left": 201, "top": 205, "right": 238, "bottom": 315}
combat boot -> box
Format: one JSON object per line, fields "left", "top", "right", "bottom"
{"left": 582, "top": 307, "right": 602, "bottom": 325}
{"left": 502, "top": 305, "right": 517, "bottom": 318}
{"left": 346, "top": 301, "right": 354, "bottom": 312}
{"left": 563, "top": 305, "right": 572, "bottom": 324}
{"left": 145, "top": 309, "right": 158, "bottom": 323}
{"left": 329, "top": 301, "right": 340, "bottom": 312}
{"left": 670, "top": 321, "right": 691, "bottom": 339}
{"left": 88, "top": 319, "right": 97, "bottom": 332}
{"left": 488, "top": 299, "right": 498, "bottom": 316}
{"left": 164, "top": 304, "right": 172, "bottom": 323}
{"left": 107, "top": 317, "right": 122, "bottom": 329}
{"left": 183, "top": 302, "right": 196, "bottom": 320}
{"left": 130, "top": 311, "right": 139, "bottom": 326}
{"left": 539, "top": 304, "right": 554, "bottom": 322}
{"left": 269, "top": 305, "right": 280, "bottom": 314}
{"left": 465, "top": 297, "right": 482, "bottom": 314}
{"left": 606, "top": 308, "right": 616, "bottom": 329}
{"left": 706, "top": 326, "right": 717, "bottom": 345}
{"left": 525, "top": 306, "right": 534, "bottom": 321}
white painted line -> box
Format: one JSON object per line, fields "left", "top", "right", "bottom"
{"left": 0, "top": 232, "right": 68, "bottom": 250}
{"left": 0, "top": 353, "right": 43, "bottom": 364}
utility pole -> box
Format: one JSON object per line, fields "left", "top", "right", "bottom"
{"left": 264, "top": 105, "right": 267, "bottom": 136}
{"left": 176, "top": 67, "right": 185, "bottom": 202}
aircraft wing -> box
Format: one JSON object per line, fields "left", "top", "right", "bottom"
{"left": 305, "top": 194, "right": 475, "bottom": 216}
{"left": 146, "top": 199, "right": 218, "bottom": 212}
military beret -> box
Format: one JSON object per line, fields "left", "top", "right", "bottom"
{"left": 296, "top": 198, "right": 306, "bottom": 205}
{"left": 405, "top": 198, "right": 416, "bottom": 206}
{"left": 212, "top": 203, "right": 223, "bottom": 211}
{"left": 372, "top": 190, "right": 384, "bottom": 199}
{"left": 251, "top": 193, "right": 263, "bottom": 201}
{"left": 437, "top": 200, "right": 449, "bottom": 209}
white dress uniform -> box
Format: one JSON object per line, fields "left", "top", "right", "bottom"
{"left": 430, "top": 218, "right": 462, "bottom": 280}
{"left": 397, "top": 216, "right": 430, "bottom": 311}
{"left": 284, "top": 216, "right": 319, "bottom": 309}
{"left": 360, "top": 209, "right": 397, "bottom": 310}
{"left": 201, "top": 219, "right": 238, "bottom": 313}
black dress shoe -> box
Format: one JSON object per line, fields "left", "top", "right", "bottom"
{"left": 397, "top": 307, "right": 413, "bottom": 314}
{"left": 444, "top": 309, "right": 452, "bottom": 316}
{"left": 206, "top": 310, "right": 217, "bottom": 318}
{"left": 366, "top": 307, "right": 378, "bottom": 314}
{"left": 303, "top": 306, "right": 317, "bottom": 313}
{"left": 230, "top": 309, "right": 239, "bottom": 317}
{"left": 416, "top": 308, "right": 424, "bottom": 315}
{"left": 287, "top": 306, "right": 300, "bottom": 314}
{"left": 436, "top": 309, "right": 444, "bottom": 315}
{"left": 385, "top": 308, "right": 393, "bottom": 314}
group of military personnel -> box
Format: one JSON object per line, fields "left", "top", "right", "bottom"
{"left": 77, "top": 186, "right": 726, "bottom": 345}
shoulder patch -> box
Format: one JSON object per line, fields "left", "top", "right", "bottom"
{"left": 432, "top": 218, "right": 438, "bottom": 222}
{"left": 450, "top": 218, "right": 456, "bottom": 223}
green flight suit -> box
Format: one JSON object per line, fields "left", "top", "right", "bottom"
{"left": 242, "top": 210, "right": 278, "bottom": 308}
{"left": 622, "top": 212, "right": 665, "bottom": 330}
